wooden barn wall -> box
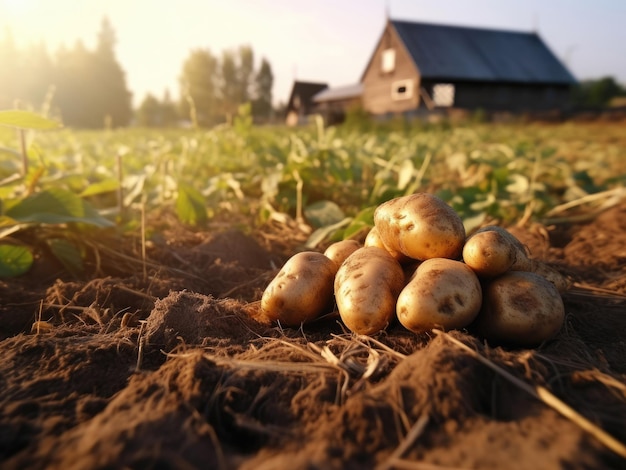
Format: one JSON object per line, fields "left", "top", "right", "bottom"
{"left": 421, "top": 80, "right": 572, "bottom": 111}
{"left": 361, "top": 24, "right": 421, "bottom": 115}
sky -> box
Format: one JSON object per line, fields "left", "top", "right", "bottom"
{"left": 1, "top": 0, "right": 625, "bottom": 107}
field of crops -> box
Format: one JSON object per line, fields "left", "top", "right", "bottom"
{"left": 1, "top": 112, "right": 625, "bottom": 276}
{"left": 1, "top": 114, "right": 626, "bottom": 469}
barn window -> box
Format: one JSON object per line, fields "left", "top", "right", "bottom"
{"left": 392, "top": 79, "right": 413, "bottom": 100}
{"left": 433, "top": 84, "right": 455, "bottom": 107}
{"left": 381, "top": 48, "right": 395, "bottom": 73}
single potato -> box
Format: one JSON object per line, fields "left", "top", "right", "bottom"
{"left": 467, "top": 225, "right": 570, "bottom": 292}
{"left": 324, "top": 239, "right": 361, "bottom": 267}
{"left": 334, "top": 246, "right": 405, "bottom": 335}
{"left": 261, "top": 251, "right": 338, "bottom": 326}
{"left": 374, "top": 193, "right": 465, "bottom": 261}
{"left": 396, "top": 258, "right": 482, "bottom": 333}
{"left": 463, "top": 229, "right": 518, "bottom": 277}
{"left": 474, "top": 271, "right": 565, "bottom": 346}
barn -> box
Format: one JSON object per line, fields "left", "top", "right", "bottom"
{"left": 299, "top": 18, "right": 577, "bottom": 122}
{"left": 285, "top": 81, "right": 328, "bottom": 126}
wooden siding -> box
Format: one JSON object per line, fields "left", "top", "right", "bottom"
{"left": 361, "top": 22, "right": 421, "bottom": 114}
{"left": 420, "top": 80, "right": 572, "bottom": 111}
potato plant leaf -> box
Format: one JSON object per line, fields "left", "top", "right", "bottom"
{"left": 0, "top": 110, "right": 62, "bottom": 130}
{"left": 80, "top": 179, "right": 120, "bottom": 197}
{"left": 5, "top": 188, "right": 114, "bottom": 227}
{"left": 342, "top": 206, "right": 376, "bottom": 239}
{"left": 305, "top": 217, "right": 352, "bottom": 248}
{"left": 176, "top": 184, "right": 208, "bottom": 225}
{"left": 47, "top": 238, "right": 83, "bottom": 275}
{"left": 0, "top": 244, "right": 33, "bottom": 277}
{"left": 303, "top": 200, "right": 345, "bottom": 229}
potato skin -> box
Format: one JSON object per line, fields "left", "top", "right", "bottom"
{"left": 323, "top": 239, "right": 361, "bottom": 267}
{"left": 364, "top": 226, "right": 410, "bottom": 263}
{"left": 463, "top": 229, "right": 517, "bottom": 277}
{"left": 396, "top": 258, "right": 482, "bottom": 333}
{"left": 261, "top": 251, "right": 338, "bottom": 326}
{"left": 471, "top": 225, "right": 570, "bottom": 292}
{"left": 374, "top": 193, "right": 465, "bottom": 261}
{"left": 334, "top": 246, "right": 405, "bottom": 335}
{"left": 475, "top": 271, "right": 565, "bottom": 346}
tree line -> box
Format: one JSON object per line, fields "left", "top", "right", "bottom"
{"left": 0, "top": 17, "right": 274, "bottom": 128}
{"left": 141, "top": 45, "right": 274, "bottom": 127}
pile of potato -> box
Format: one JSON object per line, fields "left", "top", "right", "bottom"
{"left": 260, "top": 193, "right": 569, "bottom": 346}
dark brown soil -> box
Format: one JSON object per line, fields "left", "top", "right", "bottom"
{"left": 1, "top": 204, "right": 625, "bottom": 469}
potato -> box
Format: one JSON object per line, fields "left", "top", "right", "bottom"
{"left": 465, "top": 225, "right": 570, "bottom": 292}
{"left": 374, "top": 193, "right": 466, "bottom": 261}
{"left": 323, "top": 239, "right": 361, "bottom": 267}
{"left": 474, "top": 271, "right": 565, "bottom": 346}
{"left": 396, "top": 258, "right": 482, "bottom": 333}
{"left": 364, "top": 226, "right": 386, "bottom": 250}
{"left": 364, "top": 226, "right": 411, "bottom": 263}
{"left": 334, "top": 246, "right": 405, "bottom": 335}
{"left": 261, "top": 251, "right": 338, "bottom": 326}
{"left": 463, "top": 229, "right": 518, "bottom": 277}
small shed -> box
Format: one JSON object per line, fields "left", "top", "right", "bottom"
{"left": 361, "top": 19, "right": 577, "bottom": 114}
{"left": 285, "top": 81, "right": 328, "bottom": 126}
{"left": 312, "top": 83, "right": 363, "bottom": 124}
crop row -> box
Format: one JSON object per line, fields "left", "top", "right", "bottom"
{"left": 0, "top": 109, "right": 625, "bottom": 276}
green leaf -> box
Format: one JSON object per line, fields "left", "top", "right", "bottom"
{"left": 0, "top": 244, "right": 33, "bottom": 277}
{"left": 0, "top": 110, "right": 62, "bottom": 130}
{"left": 47, "top": 238, "right": 83, "bottom": 275}
{"left": 80, "top": 179, "right": 120, "bottom": 197}
{"left": 5, "top": 188, "right": 114, "bottom": 227}
{"left": 305, "top": 217, "right": 352, "bottom": 248}
{"left": 303, "top": 200, "right": 345, "bottom": 229}
{"left": 342, "top": 206, "right": 376, "bottom": 239}
{"left": 176, "top": 184, "right": 208, "bottom": 225}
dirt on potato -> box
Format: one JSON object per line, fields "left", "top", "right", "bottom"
{"left": 1, "top": 204, "right": 625, "bottom": 469}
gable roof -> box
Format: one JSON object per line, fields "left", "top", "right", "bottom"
{"left": 286, "top": 81, "right": 328, "bottom": 113}
{"left": 388, "top": 20, "right": 577, "bottom": 85}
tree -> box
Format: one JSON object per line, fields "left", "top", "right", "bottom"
{"left": 53, "top": 17, "right": 132, "bottom": 127}
{"left": 220, "top": 49, "right": 239, "bottom": 123}
{"left": 252, "top": 57, "right": 274, "bottom": 120}
{"left": 136, "top": 90, "right": 179, "bottom": 127}
{"left": 91, "top": 17, "right": 133, "bottom": 127}
{"left": 237, "top": 45, "right": 254, "bottom": 103}
{"left": 160, "top": 89, "right": 179, "bottom": 127}
{"left": 136, "top": 93, "right": 161, "bottom": 127}
{"left": 179, "top": 48, "right": 219, "bottom": 126}
{"left": 571, "top": 76, "right": 626, "bottom": 107}
{"left": 178, "top": 45, "right": 275, "bottom": 127}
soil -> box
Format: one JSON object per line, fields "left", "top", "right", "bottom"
{"left": 1, "top": 204, "right": 625, "bottom": 469}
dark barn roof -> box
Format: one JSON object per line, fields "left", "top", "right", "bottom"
{"left": 286, "top": 81, "right": 328, "bottom": 114}
{"left": 390, "top": 20, "right": 577, "bottom": 85}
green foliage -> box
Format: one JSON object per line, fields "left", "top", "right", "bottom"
{"left": 46, "top": 238, "right": 84, "bottom": 275}
{"left": 5, "top": 188, "right": 114, "bottom": 227}
{"left": 571, "top": 76, "right": 626, "bottom": 107}
{"left": 2, "top": 119, "right": 624, "bottom": 261}
{"left": 176, "top": 184, "right": 208, "bottom": 226}
{"left": 0, "top": 244, "right": 33, "bottom": 278}
{"left": 0, "top": 110, "right": 63, "bottom": 130}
